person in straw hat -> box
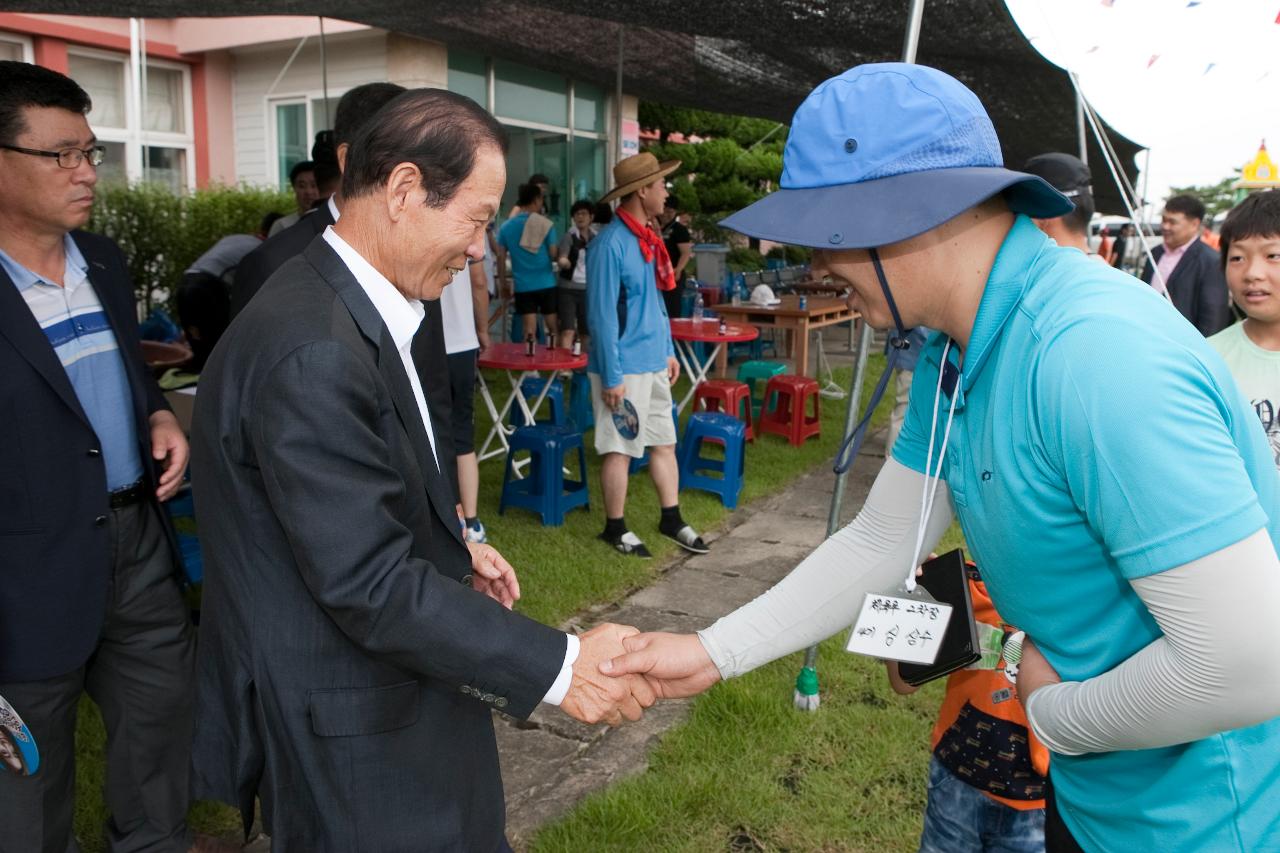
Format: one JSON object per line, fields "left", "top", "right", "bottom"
{"left": 587, "top": 152, "right": 710, "bottom": 558}
{"left": 600, "top": 63, "right": 1280, "bottom": 852}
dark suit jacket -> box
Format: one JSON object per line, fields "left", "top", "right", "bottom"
{"left": 0, "top": 231, "right": 178, "bottom": 682}
{"left": 229, "top": 200, "right": 457, "bottom": 489}
{"left": 230, "top": 204, "right": 334, "bottom": 320}
{"left": 190, "top": 238, "right": 565, "bottom": 851}
{"left": 1141, "top": 239, "right": 1232, "bottom": 336}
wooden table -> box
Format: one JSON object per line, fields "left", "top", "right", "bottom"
{"left": 788, "top": 279, "right": 851, "bottom": 298}
{"left": 711, "top": 296, "right": 856, "bottom": 377}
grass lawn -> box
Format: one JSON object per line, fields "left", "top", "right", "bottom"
{"left": 529, "top": 523, "right": 969, "bottom": 853}
{"left": 70, "top": 354, "right": 894, "bottom": 850}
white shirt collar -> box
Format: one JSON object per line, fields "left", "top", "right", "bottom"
{"left": 327, "top": 194, "right": 341, "bottom": 222}
{"left": 321, "top": 226, "right": 424, "bottom": 351}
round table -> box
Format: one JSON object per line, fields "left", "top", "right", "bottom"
{"left": 476, "top": 343, "right": 589, "bottom": 464}
{"left": 669, "top": 318, "right": 759, "bottom": 413}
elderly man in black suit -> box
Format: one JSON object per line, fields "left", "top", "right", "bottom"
{"left": 1142, "top": 193, "right": 1233, "bottom": 336}
{"left": 0, "top": 62, "right": 203, "bottom": 852}
{"left": 191, "top": 88, "right": 652, "bottom": 851}
{"left": 230, "top": 81, "right": 407, "bottom": 320}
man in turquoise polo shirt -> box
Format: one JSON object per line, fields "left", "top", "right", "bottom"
{"left": 496, "top": 181, "right": 559, "bottom": 343}
{"left": 602, "top": 64, "right": 1280, "bottom": 852}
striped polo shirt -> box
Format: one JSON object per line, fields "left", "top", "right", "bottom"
{"left": 0, "top": 236, "right": 143, "bottom": 491}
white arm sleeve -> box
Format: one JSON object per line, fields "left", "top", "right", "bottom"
{"left": 697, "top": 458, "right": 953, "bottom": 679}
{"left": 1026, "top": 528, "right": 1280, "bottom": 755}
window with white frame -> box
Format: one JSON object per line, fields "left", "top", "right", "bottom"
{"left": 269, "top": 93, "right": 342, "bottom": 189}
{"left": 0, "top": 33, "right": 33, "bottom": 63}
{"left": 66, "top": 48, "right": 195, "bottom": 192}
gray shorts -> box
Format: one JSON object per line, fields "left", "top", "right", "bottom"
{"left": 589, "top": 370, "right": 677, "bottom": 457}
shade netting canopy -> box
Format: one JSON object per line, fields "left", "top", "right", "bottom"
{"left": 8, "top": 0, "right": 1141, "bottom": 211}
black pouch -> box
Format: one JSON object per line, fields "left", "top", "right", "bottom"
{"left": 898, "top": 549, "right": 980, "bottom": 686}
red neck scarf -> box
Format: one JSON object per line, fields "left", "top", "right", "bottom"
{"left": 616, "top": 208, "right": 677, "bottom": 292}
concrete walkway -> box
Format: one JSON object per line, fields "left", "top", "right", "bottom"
{"left": 497, "top": 412, "right": 887, "bottom": 850}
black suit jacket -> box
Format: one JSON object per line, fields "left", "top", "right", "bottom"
{"left": 0, "top": 231, "right": 178, "bottom": 682}
{"left": 1141, "top": 239, "right": 1232, "bottom": 336}
{"left": 229, "top": 200, "right": 457, "bottom": 488}
{"left": 230, "top": 204, "right": 334, "bottom": 320}
{"left": 190, "top": 238, "right": 565, "bottom": 850}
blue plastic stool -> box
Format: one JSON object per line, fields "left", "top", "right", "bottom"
{"left": 568, "top": 372, "right": 594, "bottom": 430}
{"left": 736, "top": 360, "right": 788, "bottom": 419}
{"left": 729, "top": 335, "right": 778, "bottom": 362}
{"left": 678, "top": 412, "right": 747, "bottom": 509}
{"left": 499, "top": 424, "right": 590, "bottom": 526}
{"left": 628, "top": 403, "right": 680, "bottom": 474}
{"left": 518, "top": 376, "right": 567, "bottom": 426}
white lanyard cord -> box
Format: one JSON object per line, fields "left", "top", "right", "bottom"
{"left": 907, "top": 339, "right": 960, "bottom": 592}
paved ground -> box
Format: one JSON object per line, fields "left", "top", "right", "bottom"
{"left": 499, "top": 325, "right": 886, "bottom": 849}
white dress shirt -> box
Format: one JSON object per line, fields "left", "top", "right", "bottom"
{"left": 320, "top": 226, "right": 578, "bottom": 705}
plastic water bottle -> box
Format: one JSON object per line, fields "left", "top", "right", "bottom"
{"left": 692, "top": 291, "right": 705, "bottom": 324}
{"left": 798, "top": 294, "right": 808, "bottom": 311}
{"left": 731, "top": 274, "right": 743, "bottom": 306}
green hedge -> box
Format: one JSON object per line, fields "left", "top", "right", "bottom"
{"left": 87, "top": 182, "right": 294, "bottom": 315}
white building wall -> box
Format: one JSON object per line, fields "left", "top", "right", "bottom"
{"left": 230, "top": 30, "right": 388, "bottom": 186}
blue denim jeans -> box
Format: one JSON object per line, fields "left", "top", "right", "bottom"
{"left": 919, "top": 756, "right": 1046, "bottom": 853}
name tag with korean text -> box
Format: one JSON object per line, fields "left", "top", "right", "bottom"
{"left": 845, "top": 592, "right": 953, "bottom": 665}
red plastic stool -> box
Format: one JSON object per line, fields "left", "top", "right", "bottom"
{"left": 693, "top": 379, "right": 755, "bottom": 441}
{"left": 759, "top": 375, "right": 821, "bottom": 446}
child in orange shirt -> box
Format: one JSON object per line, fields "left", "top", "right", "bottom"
{"left": 887, "top": 562, "right": 1047, "bottom": 853}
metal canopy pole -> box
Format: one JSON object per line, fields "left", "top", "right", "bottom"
{"left": 319, "top": 17, "right": 330, "bottom": 128}
{"left": 796, "top": 0, "right": 926, "bottom": 712}
{"left": 614, "top": 25, "right": 625, "bottom": 170}
{"left": 1073, "top": 72, "right": 1087, "bottom": 166}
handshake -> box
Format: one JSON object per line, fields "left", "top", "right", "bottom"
{"left": 558, "top": 623, "right": 725, "bottom": 726}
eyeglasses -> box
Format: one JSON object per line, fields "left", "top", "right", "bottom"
{"left": 0, "top": 144, "right": 106, "bottom": 169}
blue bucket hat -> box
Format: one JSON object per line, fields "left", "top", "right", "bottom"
{"left": 720, "top": 63, "right": 1073, "bottom": 248}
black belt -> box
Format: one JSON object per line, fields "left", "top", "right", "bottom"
{"left": 109, "top": 481, "right": 147, "bottom": 509}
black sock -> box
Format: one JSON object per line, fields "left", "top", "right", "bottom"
{"left": 603, "top": 517, "right": 628, "bottom": 539}
{"left": 464, "top": 516, "right": 479, "bottom": 529}
{"left": 659, "top": 505, "right": 685, "bottom": 536}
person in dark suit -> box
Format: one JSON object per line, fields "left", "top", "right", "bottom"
{"left": 1142, "top": 194, "right": 1232, "bottom": 336}
{"left": 190, "top": 88, "right": 652, "bottom": 851}
{"left": 0, "top": 62, "right": 204, "bottom": 853}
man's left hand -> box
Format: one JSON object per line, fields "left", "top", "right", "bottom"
{"left": 476, "top": 328, "right": 491, "bottom": 355}
{"left": 149, "top": 410, "right": 188, "bottom": 502}
{"left": 1016, "top": 637, "right": 1062, "bottom": 709}
{"left": 666, "top": 356, "right": 680, "bottom": 385}
{"left": 466, "top": 541, "right": 520, "bottom": 609}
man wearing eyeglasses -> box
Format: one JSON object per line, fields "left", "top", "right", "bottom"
{"left": 0, "top": 62, "right": 209, "bottom": 853}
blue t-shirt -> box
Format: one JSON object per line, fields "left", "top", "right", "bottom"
{"left": 894, "top": 217, "right": 1280, "bottom": 852}
{"left": 586, "top": 217, "right": 674, "bottom": 387}
{"left": 497, "top": 213, "right": 557, "bottom": 293}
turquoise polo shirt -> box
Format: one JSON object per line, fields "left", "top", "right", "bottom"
{"left": 893, "top": 216, "right": 1280, "bottom": 852}
{"left": 497, "top": 213, "right": 557, "bottom": 293}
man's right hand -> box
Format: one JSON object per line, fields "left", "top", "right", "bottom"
{"left": 560, "top": 623, "right": 657, "bottom": 726}
{"left": 600, "top": 632, "right": 723, "bottom": 700}
{"left": 602, "top": 384, "right": 626, "bottom": 409}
